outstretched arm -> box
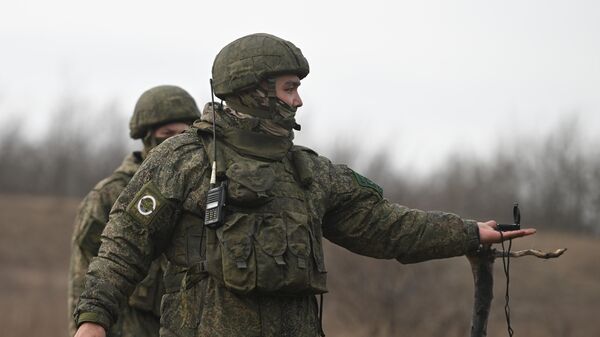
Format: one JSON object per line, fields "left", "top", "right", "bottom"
{"left": 321, "top": 163, "right": 535, "bottom": 263}
{"left": 321, "top": 163, "right": 480, "bottom": 263}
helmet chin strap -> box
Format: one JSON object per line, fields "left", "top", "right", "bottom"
{"left": 267, "top": 78, "right": 278, "bottom": 115}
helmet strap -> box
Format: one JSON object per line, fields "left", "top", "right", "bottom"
{"left": 267, "top": 78, "right": 278, "bottom": 116}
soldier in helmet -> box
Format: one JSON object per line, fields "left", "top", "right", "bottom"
{"left": 68, "top": 85, "right": 200, "bottom": 337}
{"left": 73, "top": 34, "right": 535, "bottom": 337}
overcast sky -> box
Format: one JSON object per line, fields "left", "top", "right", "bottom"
{"left": 1, "top": 0, "right": 599, "bottom": 173}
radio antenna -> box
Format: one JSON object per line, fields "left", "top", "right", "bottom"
{"left": 209, "top": 79, "right": 218, "bottom": 187}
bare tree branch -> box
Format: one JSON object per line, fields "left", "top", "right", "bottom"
{"left": 468, "top": 247, "right": 495, "bottom": 337}
{"left": 493, "top": 248, "right": 567, "bottom": 259}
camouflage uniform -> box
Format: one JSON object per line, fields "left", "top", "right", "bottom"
{"left": 73, "top": 35, "right": 480, "bottom": 337}
{"left": 68, "top": 152, "right": 164, "bottom": 337}
{"left": 69, "top": 85, "right": 200, "bottom": 337}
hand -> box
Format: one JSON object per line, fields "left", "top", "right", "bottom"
{"left": 477, "top": 220, "right": 536, "bottom": 244}
{"left": 74, "top": 323, "right": 106, "bottom": 337}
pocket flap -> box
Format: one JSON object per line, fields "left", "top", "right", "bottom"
{"left": 284, "top": 211, "right": 310, "bottom": 257}
{"left": 255, "top": 215, "right": 286, "bottom": 257}
{"left": 220, "top": 213, "right": 255, "bottom": 263}
{"left": 226, "top": 161, "right": 275, "bottom": 193}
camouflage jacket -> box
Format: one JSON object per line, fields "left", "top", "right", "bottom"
{"left": 68, "top": 152, "right": 164, "bottom": 337}
{"left": 74, "top": 121, "right": 480, "bottom": 337}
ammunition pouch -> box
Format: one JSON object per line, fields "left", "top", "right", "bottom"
{"left": 205, "top": 210, "right": 327, "bottom": 295}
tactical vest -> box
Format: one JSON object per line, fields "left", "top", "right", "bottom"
{"left": 190, "top": 133, "right": 328, "bottom": 296}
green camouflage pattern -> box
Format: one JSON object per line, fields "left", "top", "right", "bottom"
{"left": 73, "top": 106, "right": 480, "bottom": 337}
{"left": 130, "top": 85, "right": 200, "bottom": 139}
{"left": 212, "top": 33, "right": 310, "bottom": 99}
{"left": 68, "top": 152, "right": 164, "bottom": 337}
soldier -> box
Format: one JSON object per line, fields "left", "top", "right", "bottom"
{"left": 68, "top": 85, "right": 200, "bottom": 337}
{"left": 73, "top": 34, "right": 535, "bottom": 337}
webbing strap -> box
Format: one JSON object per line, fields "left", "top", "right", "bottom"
{"left": 163, "top": 261, "right": 209, "bottom": 293}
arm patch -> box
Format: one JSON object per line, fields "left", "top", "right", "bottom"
{"left": 352, "top": 170, "right": 383, "bottom": 197}
{"left": 126, "top": 181, "right": 169, "bottom": 227}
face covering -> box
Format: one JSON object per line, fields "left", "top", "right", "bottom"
{"left": 142, "top": 133, "right": 168, "bottom": 157}
{"left": 197, "top": 101, "right": 294, "bottom": 161}
{"left": 222, "top": 86, "right": 300, "bottom": 138}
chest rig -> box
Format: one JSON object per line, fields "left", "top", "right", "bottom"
{"left": 198, "top": 132, "right": 327, "bottom": 296}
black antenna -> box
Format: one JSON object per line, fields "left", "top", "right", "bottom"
{"left": 513, "top": 203, "right": 520, "bottom": 226}
{"left": 209, "top": 79, "right": 218, "bottom": 187}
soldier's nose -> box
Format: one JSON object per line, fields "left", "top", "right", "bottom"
{"left": 294, "top": 95, "right": 303, "bottom": 108}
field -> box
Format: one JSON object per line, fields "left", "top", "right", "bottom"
{"left": 1, "top": 193, "right": 598, "bottom": 337}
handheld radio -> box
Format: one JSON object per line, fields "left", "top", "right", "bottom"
{"left": 497, "top": 203, "right": 521, "bottom": 232}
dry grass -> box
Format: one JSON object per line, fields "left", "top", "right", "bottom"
{"left": 1, "top": 194, "right": 598, "bottom": 337}
{"left": 0, "top": 194, "right": 79, "bottom": 337}
{"left": 323, "top": 232, "right": 600, "bottom": 337}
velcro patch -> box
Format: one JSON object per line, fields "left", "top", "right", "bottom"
{"left": 352, "top": 171, "right": 383, "bottom": 197}
{"left": 126, "top": 181, "right": 168, "bottom": 226}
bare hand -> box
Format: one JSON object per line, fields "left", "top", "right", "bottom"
{"left": 477, "top": 220, "right": 536, "bottom": 244}
{"left": 74, "top": 323, "right": 106, "bottom": 337}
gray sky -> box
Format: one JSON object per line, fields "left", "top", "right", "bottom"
{"left": 1, "top": 0, "right": 599, "bottom": 173}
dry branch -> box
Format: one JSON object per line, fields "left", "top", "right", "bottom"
{"left": 468, "top": 246, "right": 566, "bottom": 337}
{"left": 493, "top": 248, "right": 567, "bottom": 259}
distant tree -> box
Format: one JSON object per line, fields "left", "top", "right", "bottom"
{"left": 0, "top": 97, "right": 130, "bottom": 196}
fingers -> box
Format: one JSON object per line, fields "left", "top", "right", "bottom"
{"left": 501, "top": 228, "right": 536, "bottom": 240}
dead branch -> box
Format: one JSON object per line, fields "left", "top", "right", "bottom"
{"left": 493, "top": 248, "right": 567, "bottom": 259}
{"left": 468, "top": 247, "right": 495, "bottom": 337}
{"left": 468, "top": 247, "right": 566, "bottom": 337}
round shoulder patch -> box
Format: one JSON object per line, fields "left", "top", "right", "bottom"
{"left": 137, "top": 195, "right": 157, "bottom": 215}
{"left": 126, "top": 181, "right": 168, "bottom": 226}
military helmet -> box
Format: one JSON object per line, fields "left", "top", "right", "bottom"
{"left": 129, "top": 85, "right": 200, "bottom": 139}
{"left": 212, "top": 33, "right": 309, "bottom": 99}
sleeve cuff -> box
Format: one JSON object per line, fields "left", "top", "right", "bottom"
{"left": 76, "top": 311, "right": 111, "bottom": 332}
{"left": 464, "top": 219, "right": 481, "bottom": 254}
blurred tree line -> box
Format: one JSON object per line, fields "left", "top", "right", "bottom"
{"left": 329, "top": 118, "right": 600, "bottom": 234}
{"left": 0, "top": 98, "right": 131, "bottom": 197}
{"left": 1, "top": 99, "right": 598, "bottom": 234}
